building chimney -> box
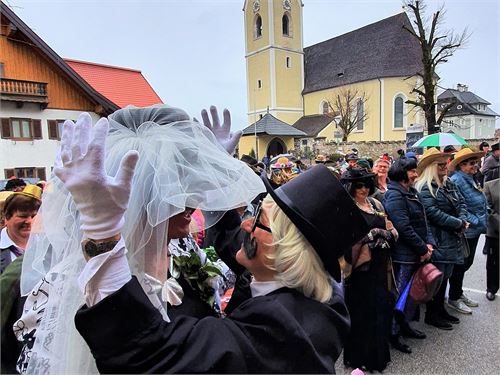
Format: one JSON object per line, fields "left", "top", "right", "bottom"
{"left": 456, "top": 83, "right": 468, "bottom": 92}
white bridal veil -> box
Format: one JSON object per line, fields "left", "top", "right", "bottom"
{"left": 19, "top": 105, "right": 265, "bottom": 374}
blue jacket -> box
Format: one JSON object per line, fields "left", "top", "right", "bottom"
{"left": 383, "top": 181, "right": 435, "bottom": 263}
{"left": 450, "top": 171, "right": 487, "bottom": 239}
{"left": 418, "top": 179, "right": 468, "bottom": 264}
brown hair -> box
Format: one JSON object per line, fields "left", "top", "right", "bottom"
{"left": 3, "top": 194, "right": 41, "bottom": 220}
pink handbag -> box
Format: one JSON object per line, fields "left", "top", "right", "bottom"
{"left": 409, "top": 263, "right": 443, "bottom": 303}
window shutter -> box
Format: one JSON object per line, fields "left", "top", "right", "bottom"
{"left": 1, "top": 118, "right": 11, "bottom": 139}
{"left": 4, "top": 169, "right": 15, "bottom": 178}
{"left": 32, "top": 119, "right": 42, "bottom": 139}
{"left": 47, "top": 120, "right": 58, "bottom": 139}
{"left": 36, "top": 167, "right": 46, "bottom": 180}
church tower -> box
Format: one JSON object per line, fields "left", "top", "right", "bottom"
{"left": 243, "top": 0, "right": 304, "bottom": 125}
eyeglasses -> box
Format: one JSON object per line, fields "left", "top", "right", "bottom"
{"left": 462, "top": 160, "right": 478, "bottom": 166}
{"left": 251, "top": 201, "right": 272, "bottom": 233}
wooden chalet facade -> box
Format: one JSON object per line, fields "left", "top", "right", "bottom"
{"left": 0, "top": 1, "right": 118, "bottom": 183}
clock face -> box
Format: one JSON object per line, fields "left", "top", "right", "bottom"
{"left": 283, "top": 0, "right": 291, "bottom": 11}
{"left": 253, "top": 0, "right": 260, "bottom": 13}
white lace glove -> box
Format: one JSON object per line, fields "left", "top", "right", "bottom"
{"left": 199, "top": 105, "right": 242, "bottom": 155}
{"left": 54, "top": 113, "right": 139, "bottom": 240}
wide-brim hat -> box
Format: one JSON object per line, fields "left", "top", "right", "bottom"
{"left": 340, "top": 167, "right": 375, "bottom": 181}
{"left": 271, "top": 157, "right": 294, "bottom": 169}
{"left": 417, "top": 147, "right": 449, "bottom": 174}
{"left": 241, "top": 154, "right": 258, "bottom": 166}
{"left": 346, "top": 153, "right": 359, "bottom": 161}
{"left": 448, "top": 147, "right": 484, "bottom": 171}
{"left": 261, "top": 164, "right": 369, "bottom": 281}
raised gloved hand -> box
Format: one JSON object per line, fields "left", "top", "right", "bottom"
{"left": 54, "top": 113, "right": 139, "bottom": 240}
{"left": 199, "top": 105, "right": 242, "bottom": 154}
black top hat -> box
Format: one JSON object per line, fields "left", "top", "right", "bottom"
{"left": 261, "top": 164, "right": 369, "bottom": 281}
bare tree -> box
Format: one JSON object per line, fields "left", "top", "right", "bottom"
{"left": 327, "top": 88, "right": 368, "bottom": 142}
{"left": 403, "top": 0, "right": 469, "bottom": 134}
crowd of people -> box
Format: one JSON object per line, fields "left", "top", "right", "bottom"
{"left": 0, "top": 103, "right": 498, "bottom": 374}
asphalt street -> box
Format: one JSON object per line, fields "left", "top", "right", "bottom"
{"left": 335, "top": 235, "right": 500, "bottom": 374}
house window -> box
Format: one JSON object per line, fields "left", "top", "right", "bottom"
{"left": 301, "top": 139, "right": 308, "bottom": 146}
{"left": 0, "top": 63, "right": 4, "bottom": 78}
{"left": 394, "top": 96, "right": 404, "bottom": 128}
{"left": 47, "top": 119, "right": 65, "bottom": 140}
{"left": 322, "top": 101, "right": 329, "bottom": 114}
{"left": 4, "top": 167, "right": 46, "bottom": 180}
{"left": 259, "top": 114, "right": 263, "bottom": 119}
{"left": 282, "top": 14, "right": 290, "bottom": 36}
{"left": 254, "top": 14, "right": 262, "bottom": 38}
{"left": 1, "top": 118, "right": 42, "bottom": 140}
{"left": 286, "top": 56, "right": 291, "bottom": 68}
{"left": 257, "top": 79, "right": 262, "bottom": 89}
{"left": 356, "top": 99, "right": 364, "bottom": 130}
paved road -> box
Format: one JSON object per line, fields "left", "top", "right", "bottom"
{"left": 335, "top": 235, "right": 500, "bottom": 374}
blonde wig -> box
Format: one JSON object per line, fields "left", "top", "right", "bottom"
{"left": 263, "top": 195, "right": 333, "bottom": 303}
{"left": 415, "top": 162, "right": 446, "bottom": 197}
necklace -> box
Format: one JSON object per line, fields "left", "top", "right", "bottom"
{"left": 355, "top": 198, "right": 375, "bottom": 214}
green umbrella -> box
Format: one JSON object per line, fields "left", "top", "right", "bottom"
{"left": 411, "top": 132, "right": 467, "bottom": 148}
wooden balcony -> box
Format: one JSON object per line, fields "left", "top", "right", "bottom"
{"left": 0, "top": 78, "right": 49, "bottom": 108}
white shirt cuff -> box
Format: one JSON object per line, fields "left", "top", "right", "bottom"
{"left": 78, "top": 238, "right": 131, "bottom": 306}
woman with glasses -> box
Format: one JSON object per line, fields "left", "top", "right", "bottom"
{"left": 371, "top": 158, "right": 391, "bottom": 201}
{"left": 415, "top": 148, "right": 468, "bottom": 330}
{"left": 340, "top": 168, "right": 398, "bottom": 372}
{"left": 446, "top": 148, "right": 488, "bottom": 314}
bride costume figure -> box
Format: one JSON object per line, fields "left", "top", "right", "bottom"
{"left": 15, "top": 105, "right": 264, "bottom": 374}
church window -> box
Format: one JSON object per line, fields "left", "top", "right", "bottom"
{"left": 394, "top": 96, "right": 404, "bottom": 128}
{"left": 254, "top": 14, "right": 263, "bottom": 38}
{"left": 282, "top": 14, "right": 290, "bottom": 36}
{"left": 356, "top": 99, "right": 364, "bottom": 131}
{"left": 322, "top": 101, "right": 329, "bottom": 114}
{"left": 286, "top": 57, "right": 291, "bottom": 68}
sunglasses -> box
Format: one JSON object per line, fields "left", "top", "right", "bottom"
{"left": 437, "top": 162, "right": 448, "bottom": 168}
{"left": 462, "top": 160, "right": 478, "bottom": 166}
{"left": 251, "top": 201, "right": 272, "bottom": 233}
{"left": 353, "top": 181, "right": 371, "bottom": 189}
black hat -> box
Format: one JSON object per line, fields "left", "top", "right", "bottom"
{"left": 443, "top": 145, "right": 458, "bottom": 154}
{"left": 262, "top": 164, "right": 369, "bottom": 281}
{"left": 340, "top": 167, "right": 375, "bottom": 181}
{"left": 240, "top": 154, "right": 258, "bottom": 166}
{"left": 492, "top": 142, "right": 499, "bottom": 152}
{"left": 346, "top": 153, "right": 359, "bottom": 161}
{"left": 4, "top": 178, "right": 26, "bottom": 191}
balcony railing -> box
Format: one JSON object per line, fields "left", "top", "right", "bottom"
{"left": 1, "top": 78, "right": 48, "bottom": 96}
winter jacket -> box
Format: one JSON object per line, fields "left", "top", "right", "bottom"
{"left": 450, "top": 171, "right": 487, "bottom": 239}
{"left": 383, "top": 181, "right": 435, "bottom": 263}
{"left": 418, "top": 179, "right": 468, "bottom": 264}
{"left": 484, "top": 179, "right": 499, "bottom": 239}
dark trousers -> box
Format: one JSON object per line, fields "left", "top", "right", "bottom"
{"left": 392, "top": 262, "right": 419, "bottom": 335}
{"left": 449, "top": 236, "right": 480, "bottom": 301}
{"left": 485, "top": 236, "right": 499, "bottom": 294}
{"left": 426, "top": 263, "right": 453, "bottom": 318}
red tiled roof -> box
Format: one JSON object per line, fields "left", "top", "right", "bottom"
{"left": 65, "top": 59, "right": 163, "bottom": 108}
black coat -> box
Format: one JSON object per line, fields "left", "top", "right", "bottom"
{"left": 75, "top": 276, "right": 349, "bottom": 374}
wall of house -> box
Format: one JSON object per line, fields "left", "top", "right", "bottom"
{"left": 0, "top": 33, "right": 96, "bottom": 111}
{"left": 441, "top": 114, "right": 496, "bottom": 139}
{"left": 0, "top": 102, "right": 100, "bottom": 180}
{"left": 303, "top": 76, "right": 421, "bottom": 142}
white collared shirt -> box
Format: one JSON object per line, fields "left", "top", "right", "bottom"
{"left": 0, "top": 227, "right": 23, "bottom": 261}
{"left": 250, "top": 278, "right": 285, "bottom": 297}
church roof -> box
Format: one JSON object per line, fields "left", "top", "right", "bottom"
{"left": 303, "top": 13, "right": 423, "bottom": 94}
{"left": 293, "top": 114, "right": 333, "bottom": 137}
{"left": 242, "top": 114, "right": 306, "bottom": 136}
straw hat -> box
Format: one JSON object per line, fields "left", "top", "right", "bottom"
{"left": 448, "top": 147, "right": 484, "bottom": 171}
{"left": 416, "top": 147, "right": 449, "bottom": 174}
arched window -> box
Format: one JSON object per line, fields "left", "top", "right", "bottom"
{"left": 356, "top": 99, "right": 364, "bottom": 130}
{"left": 282, "top": 14, "right": 289, "bottom": 36}
{"left": 322, "top": 101, "right": 329, "bottom": 114}
{"left": 394, "top": 96, "right": 404, "bottom": 128}
{"left": 254, "top": 14, "right": 263, "bottom": 38}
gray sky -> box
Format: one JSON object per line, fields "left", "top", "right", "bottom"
{"left": 6, "top": 0, "right": 499, "bottom": 130}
